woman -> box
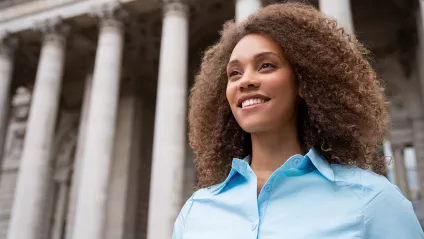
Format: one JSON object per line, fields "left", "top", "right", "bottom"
{"left": 173, "top": 3, "right": 424, "bottom": 239}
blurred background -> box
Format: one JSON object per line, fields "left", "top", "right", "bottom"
{"left": 0, "top": 0, "right": 422, "bottom": 238}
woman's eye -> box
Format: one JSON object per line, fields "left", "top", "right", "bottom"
{"left": 259, "top": 63, "right": 275, "bottom": 71}
{"left": 229, "top": 71, "right": 241, "bottom": 77}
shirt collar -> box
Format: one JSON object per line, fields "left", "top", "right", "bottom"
{"left": 306, "top": 147, "right": 335, "bottom": 182}
{"left": 208, "top": 147, "right": 335, "bottom": 195}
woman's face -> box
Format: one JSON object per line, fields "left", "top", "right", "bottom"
{"left": 226, "top": 34, "right": 300, "bottom": 133}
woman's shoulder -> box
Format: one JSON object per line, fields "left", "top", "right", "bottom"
{"left": 328, "top": 165, "right": 423, "bottom": 238}
{"left": 179, "top": 187, "right": 213, "bottom": 208}
{"left": 330, "top": 164, "right": 409, "bottom": 205}
{"left": 347, "top": 169, "right": 424, "bottom": 238}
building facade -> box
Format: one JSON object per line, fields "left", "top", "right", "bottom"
{"left": 0, "top": 0, "right": 422, "bottom": 238}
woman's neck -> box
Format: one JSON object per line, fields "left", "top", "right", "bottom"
{"left": 250, "top": 124, "right": 303, "bottom": 194}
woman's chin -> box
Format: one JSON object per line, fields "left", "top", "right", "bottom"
{"left": 239, "top": 121, "right": 273, "bottom": 134}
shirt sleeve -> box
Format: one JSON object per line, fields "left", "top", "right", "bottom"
{"left": 364, "top": 184, "right": 424, "bottom": 239}
{"left": 172, "top": 194, "right": 195, "bottom": 239}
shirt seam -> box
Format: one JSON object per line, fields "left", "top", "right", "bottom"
{"left": 361, "top": 188, "right": 383, "bottom": 238}
{"left": 182, "top": 192, "right": 197, "bottom": 236}
{"left": 360, "top": 170, "right": 383, "bottom": 239}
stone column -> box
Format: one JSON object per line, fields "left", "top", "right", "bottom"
{"left": 0, "top": 36, "right": 17, "bottom": 166}
{"left": 319, "top": 0, "right": 354, "bottom": 35}
{"left": 7, "top": 19, "right": 68, "bottom": 239}
{"left": 412, "top": 119, "right": 424, "bottom": 218}
{"left": 71, "top": 3, "right": 125, "bottom": 239}
{"left": 105, "top": 91, "right": 140, "bottom": 239}
{"left": 391, "top": 144, "right": 410, "bottom": 199}
{"left": 64, "top": 73, "right": 92, "bottom": 239}
{"left": 235, "top": 0, "right": 262, "bottom": 24}
{"left": 147, "top": 1, "right": 189, "bottom": 239}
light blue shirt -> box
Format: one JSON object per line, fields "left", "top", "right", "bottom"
{"left": 172, "top": 148, "right": 424, "bottom": 239}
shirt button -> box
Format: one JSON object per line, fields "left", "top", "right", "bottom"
{"left": 251, "top": 223, "right": 258, "bottom": 231}
{"left": 264, "top": 184, "right": 271, "bottom": 192}
{"left": 294, "top": 158, "right": 301, "bottom": 165}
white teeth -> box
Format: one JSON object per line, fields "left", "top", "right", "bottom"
{"left": 241, "top": 98, "right": 266, "bottom": 108}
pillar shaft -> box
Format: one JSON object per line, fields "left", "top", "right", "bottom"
{"left": 412, "top": 119, "right": 424, "bottom": 219}
{"left": 71, "top": 3, "right": 125, "bottom": 239}
{"left": 147, "top": 1, "right": 189, "bottom": 239}
{"left": 64, "top": 73, "right": 93, "bottom": 239}
{"left": 7, "top": 20, "right": 68, "bottom": 239}
{"left": 392, "top": 144, "right": 410, "bottom": 199}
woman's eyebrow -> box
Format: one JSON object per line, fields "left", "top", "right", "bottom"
{"left": 227, "top": 59, "right": 240, "bottom": 68}
{"left": 253, "top": 51, "right": 281, "bottom": 60}
{"left": 227, "top": 51, "right": 282, "bottom": 67}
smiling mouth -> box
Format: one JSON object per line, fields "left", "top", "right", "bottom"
{"left": 239, "top": 98, "right": 270, "bottom": 108}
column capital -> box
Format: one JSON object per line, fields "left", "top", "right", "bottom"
{"left": 34, "top": 18, "right": 70, "bottom": 46}
{"left": 91, "top": 2, "right": 128, "bottom": 33}
{"left": 0, "top": 35, "right": 18, "bottom": 59}
{"left": 162, "top": 0, "right": 189, "bottom": 17}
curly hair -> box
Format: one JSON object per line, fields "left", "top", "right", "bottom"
{"left": 189, "top": 2, "right": 390, "bottom": 190}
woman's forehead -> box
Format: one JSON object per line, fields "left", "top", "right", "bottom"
{"left": 229, "top": 34, "right": 284, "bottom": 62}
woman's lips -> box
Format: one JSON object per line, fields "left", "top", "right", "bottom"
{"left": 236, "top": 94, "right": 271, "bottom": 107}
{"left": 239, "top": 99, "right": 270, "bottom": 110}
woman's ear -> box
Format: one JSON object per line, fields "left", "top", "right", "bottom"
{"left": 295, "top": 69, "right": 304, "bottom": 98}
{"left": 298, "top": 86, "right": 304, "bottom": 99}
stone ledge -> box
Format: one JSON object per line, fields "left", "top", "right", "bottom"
{"left": 0, "top": 0, "right": 83, "bottom": 24}
{"left": 0, "top": 0, "right": 134, "bottom": 34}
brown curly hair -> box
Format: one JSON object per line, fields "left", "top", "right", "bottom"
{"left": 189, "top": 2, "right": 390, "bottom": 190}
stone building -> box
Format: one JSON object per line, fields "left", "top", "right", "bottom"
{"left": 0, "top": 0, "right": 422, "bottom": 239}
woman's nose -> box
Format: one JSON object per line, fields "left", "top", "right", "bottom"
{"left": 238, "top": 72, "right": 260, "bottom": 90}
